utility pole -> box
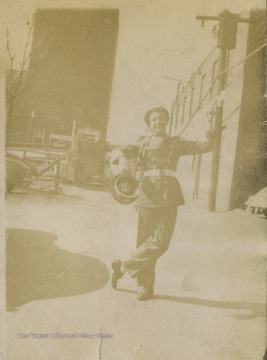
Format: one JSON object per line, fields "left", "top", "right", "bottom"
{"left": 28, "top": 110, "right": 35, "bottom": 143}
{"left": 196, "top": 10, "right": 249, "bottom": 212}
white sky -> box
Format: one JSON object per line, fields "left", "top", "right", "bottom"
{"left": 0, "top": 0, "right": 265, "bottom": 144}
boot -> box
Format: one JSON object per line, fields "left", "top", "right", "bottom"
{"left": 137, "top": 286, "right": 154, "bottom": 301}
{"left": 111, "top": 259, "right": 124, "bottom": 289}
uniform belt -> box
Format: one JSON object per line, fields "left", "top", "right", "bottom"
{"left": 136, "top": 169, "right": 178, "bottom": 180}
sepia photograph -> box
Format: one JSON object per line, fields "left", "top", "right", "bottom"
{"left": 0, "top": 0, "right": 266, "bottom": 359}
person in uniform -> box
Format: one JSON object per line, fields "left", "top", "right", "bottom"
{"left": 111, "top": 106, "right": 215, "bottom": 300}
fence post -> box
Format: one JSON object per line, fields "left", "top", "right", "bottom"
{"left": 54, "top": 159, "right": 60, "bottom": 192}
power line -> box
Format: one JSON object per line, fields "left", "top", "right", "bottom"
{"left": 177, "top": 40, "right": 267, "bottom": 137}
{"left": 219, "top": 41, "right": 267, "bottom": 76}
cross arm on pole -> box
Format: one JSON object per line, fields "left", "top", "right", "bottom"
{"left": 196, "top": 12, "right": 250, "bottom": 27}
{"left": 196, "top": 15, "right": 218, "bottom": 27}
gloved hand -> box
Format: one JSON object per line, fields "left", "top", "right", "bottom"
{"left": 118, "top": 157, "right": 132, "bottom": 176}
{"left": 205, "top": 103, "right": 216, "bottom": 133}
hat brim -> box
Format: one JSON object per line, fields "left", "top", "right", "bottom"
{"left": 110, "top": 174, "right": 139, "bottom": 205}
{"left": 144, "top": 107, "right": 169, "bottom": 126}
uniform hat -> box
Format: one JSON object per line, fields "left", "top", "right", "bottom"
{"left": 144, "top": 107, "right": 169, "bottom": 126}
{"left": 110, "top": 174, "right": 139, "bottom": 205}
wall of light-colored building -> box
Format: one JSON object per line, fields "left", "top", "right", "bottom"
{"left": 170, "top": 9, "right": 265, "bottom": 211}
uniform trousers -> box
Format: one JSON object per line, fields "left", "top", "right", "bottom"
{"left": 122, "top": 206, "right": 177, "bottom": 288}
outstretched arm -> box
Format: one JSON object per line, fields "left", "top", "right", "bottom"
{"left": 175, "top": 106, "right": 215, "bottom": 155}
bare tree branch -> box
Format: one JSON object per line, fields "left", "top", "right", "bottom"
{"left": 6, "top": 28, "right": 14, "bottom": 89}
{"left": 13, "top": 80, "right": 30, "bottom": 100}
{"left": 6, "top": 16, "right": 48, "bottom": 145}
{"left": 25, "top": 32, "right": 47, "bottom": 62}
{"left": 13, "top": 20, "right": 34, "bottom": 97}
{"left": 6, "top": 29, "right": 14, "bottom": 62}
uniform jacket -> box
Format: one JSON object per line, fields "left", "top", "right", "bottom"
{"left": 120, "top": 131, "right": 214, "bottom": 208}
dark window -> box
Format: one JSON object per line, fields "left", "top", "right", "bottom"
{"left": 181, "top": 96, "right": 187, "bottom": 124}
{"left": 199, "top": 74, "right": 206, "bottom": 105}
{"left": 189, "top": 86, "right": 195, "bottom": 117}
{"left": 175, "top": 102, "right": 180, "bottom": 129}
{"left": 33, "top": 127, "right": 45, "bottom": 144}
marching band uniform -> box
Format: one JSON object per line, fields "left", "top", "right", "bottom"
{"left": 112, "top": 107, "right": 214, "bottom": 300}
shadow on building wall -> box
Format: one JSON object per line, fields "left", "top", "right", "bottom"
{"left": 229, "top": 9, "right": 267, "bottom": 209}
